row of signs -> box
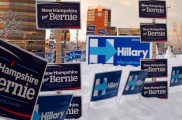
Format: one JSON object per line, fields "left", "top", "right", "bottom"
{"left": 1, "top": 38, "right": 182, "bottom": 120}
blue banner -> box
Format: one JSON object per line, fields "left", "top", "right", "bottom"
{"left": 41, "top": 63, "right": 81, "bottom": 91}
{"left": 122, "top": 71, "right": 148, "bottom": 95}
{"left": 33, "top": 94, "right": 73, "bottom": 120}
{"left": 139, "top": 0, "right": 166, "bottom": 18}
{"left": 141, "top": 81, "right": 168, "bottom": 99}
{"left": 170, "top": 66, "right": 182, "bottom": 87}
{"left": 141, "top": 59, "right": 168, "bottom": 78}
{"left": 88, "top": 36, "right": 150, "bottom": 66}
{"left": 91, "top": 70, "right": 122, "bottom": 101}
{"left": 140, "top": 23, "right": 167, "bottom": 42}
{"left": 36, "top": 1, "right": 81, "bottom": 29}
{"left": 0, "top": 39, "right": 47, "bottom": 120}
{"left": 65, "top": 96, "right": 82, "bottom": 119}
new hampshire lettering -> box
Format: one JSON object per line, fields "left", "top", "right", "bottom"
{"left": 0, "top": 63, "right": 38, "bottom": 100}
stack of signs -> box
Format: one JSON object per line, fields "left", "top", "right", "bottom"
{"left": 141, "top": 81, "right": 168, "bottom": 99}
{"left": 122, "top": 71, "right": 148, "bottom": 95}
{"left": 170, "top": 66, "right": 182, "bottom": 87}
{"left": 33, "top": 95, "right": 73, "bottom": 120}
{"left": 87, "top": 36, "right": 150, "bottom": 66}
{"left": 0, "top": 39, "right": 47, "bottom": 120}
{"left": 91, "top": 70, "right": 122, "bottom": 101}
{"left": 141, "top": 59, "right": 168, "bottom": 78}
{"left": 41, "top": 63, "right": 81, "bottom": 91}
{"left": 36, "top": 1, "right": 81, "bottom": 29}
{"left": 65, "top": 96, "right": 82, "bottom": 119}
{"left": 86, "top": 25, "right": 96, "bottom": 35}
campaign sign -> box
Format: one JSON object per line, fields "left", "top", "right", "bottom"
{"left": 65, "top": 96, "right": 82, "bottom": 119}
{"left": 140, "top": 23, "right": 167, "bottom": 42}
{"left": 122, "top": 71, "right": 148, "bottom": 95}
{"left": 33, "top": 94, "right": 73, "bottom": 120}
{"left": 0, "top": 39, "right": 47, "bottom": 120}
{"left": 98, "top": 29, "right": 105, "bottom": 35}
{"left": 86, "top": 31, "right": 95, "bottom": 35}
{"left": 141, "top": 81, "right": 168, "bottom": 99}
{"left": 41, "top": 63, "right": 81, "bottom": 91}
{"left": 91, "top": 70, "right": 122, "bottom": 101}
{"left": 36, "top": 1, "right": 81, "bottom": 29}
{"left": 87, "top": 25, "right": 96, "bottom": 32}
{"left": 139, "top": 0, "right": 166, "bottom": 18}
{"left": 141, "top": 59, "right": 168, "bottom": 78}
{"left": 87, "top": 36, "right": 150, "bottom": 66}
{"left": 170, "top": 66, "right": 182, "bottom": 87}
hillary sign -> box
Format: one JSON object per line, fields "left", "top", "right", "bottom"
{"left": 87, "top": 36, "right": 150, "bottom": 66}
{"left": 36, "top": 1, "right": 80, "bottom": 29}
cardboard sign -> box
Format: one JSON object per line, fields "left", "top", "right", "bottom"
{"left": 91, "top": 70, "right": 122, "bottom": 101}
{"left": 170, "top": 66, "right": 182, "bottom": 87}
{"left": 141, "top": 59, "right": 168, "bottom": 78}
{"left": 0, "top": 39, "right": 47, "bottom": 120}
{"left": 139, "top": 0, "right": 166, "bottom": 18}
{"left": 65, "top": 96, "right": 82, "bottom": 119}
{"left": 33, "top": 94, "right": 73, "bottom": 120}
{"left": 41, "top": 63, "right": 81, "bottom": 91}
{"left": 87, "top": 36, "right": 150, "bottom": 66}
{"left": 141, "top": 81, "right": 168, "bottom": 99}
{"left": 140, "top": 23, "right": 167, "bottom": 42}
{"left": 36, "top": 1, "right": 81, "bottom": 29}
{"left": 122, "top": 71, "right": 148, "bottom": 95}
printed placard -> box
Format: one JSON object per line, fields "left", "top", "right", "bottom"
{"left": 0, "top": 39, "right": 47, "bottom": 120}
{"left": 122, "top": 71, "right": 148, "bottom": 95}
{"left": 87, "top": 25, "right": 96, "bottom": 32}
{"left": 139, "top": 0, "right": 166, "bottom": 18}
{"left": 170, "top": 66, "right": 182, "bottom": 87}
{"left": 140, "top": 23, "right": 167, "bottom": 42}
{"left": 65, "top": 96, "right": 82, "bottom": 119}
{"left": 91, "top": 70, "right": 122, "bottom": 101}
{"left": 141, "top": 59, "right": 168, "bottom": 78}
{"left": 87, "top": 36, "right": 150, "bottom": 66}
{"left": 41, "top": 63, "right": 81, "bottom": 91}
{"left": 141, "top": 81, "right": 168, "bottom": 99}
{"left": 36, "top": 1, "right": 81, "bottom": 29}
{"left": 33, "top": 94, "right": 73, "bottom": 120}
{"left": 98, "top": 29, "right": 105, "bottom": 35}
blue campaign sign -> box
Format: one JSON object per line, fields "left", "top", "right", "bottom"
{"left": 45, "top": 52, "right": 56, "bottom": 63}
{"left": 33, "top": 94, "right": 73, "bottom": 120}
{"left": 139, "top": 0, "right": 166, "bottom": 19}
{"left": 141, "top": 81, "right": 168, "bottom": 99}
{"left": 170, "top": 66, "right": 182, "bottom": 87}
{"left": 98, "top": 29, "right": 105, "bottom": 35}
{"left": 141, "top": 59, "right": 168, "bottom": 78}
{"left": 122, "top": 71, "right": 148, "bottom": 95}
{"left": 87, "top": 36, "right": 150, "bottom": 66}
{"left": 65, "top": 96, "right": 82, "bottom": 119}
{"left": 91, "top": 70, "right": 122, "bottom": 101}
{"left": 0, "top": 39, "right": 47, "bottom": 120}
{"left": 36, "top": 1, "right": 81, "bottom": 29}
{"left": 41, "top": 63, "right": 81, "bottom": 91}
{"left": 140, "top": 23, "right": 167, "bottom": 42}
{"left": 87, "top": 25, "right": 96, "bottom": 32}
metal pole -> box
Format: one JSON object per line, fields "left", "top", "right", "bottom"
{"left": 76, "top": 30, "right": 79, "bottom": 50}
{"left": 152, "top": 19, "right": 156, "bottom": 82}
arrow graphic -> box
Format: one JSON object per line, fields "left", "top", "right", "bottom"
{"left": 32, "top": 111, "right": 41, "bottom": 120}
{"left": 90, "top": 40, "right": 116, "bottom": 62}
{"left": 95, "top": 80, "right": 108, "bottom": 91}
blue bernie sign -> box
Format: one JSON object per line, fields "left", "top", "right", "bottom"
{"left": 91, "top": 70, "right": 122, "bottom": 101}
{"left": 170, "top": 66, "right": 182, "bottom": 87}
{"left": 0, "top": 39, "right": 47, "bottom": 120}
{"left": 87, "top": 36, "right": 150, "bottom": 66}
{"left": 122, "top": 71, "right": 148, "bottom": 95}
